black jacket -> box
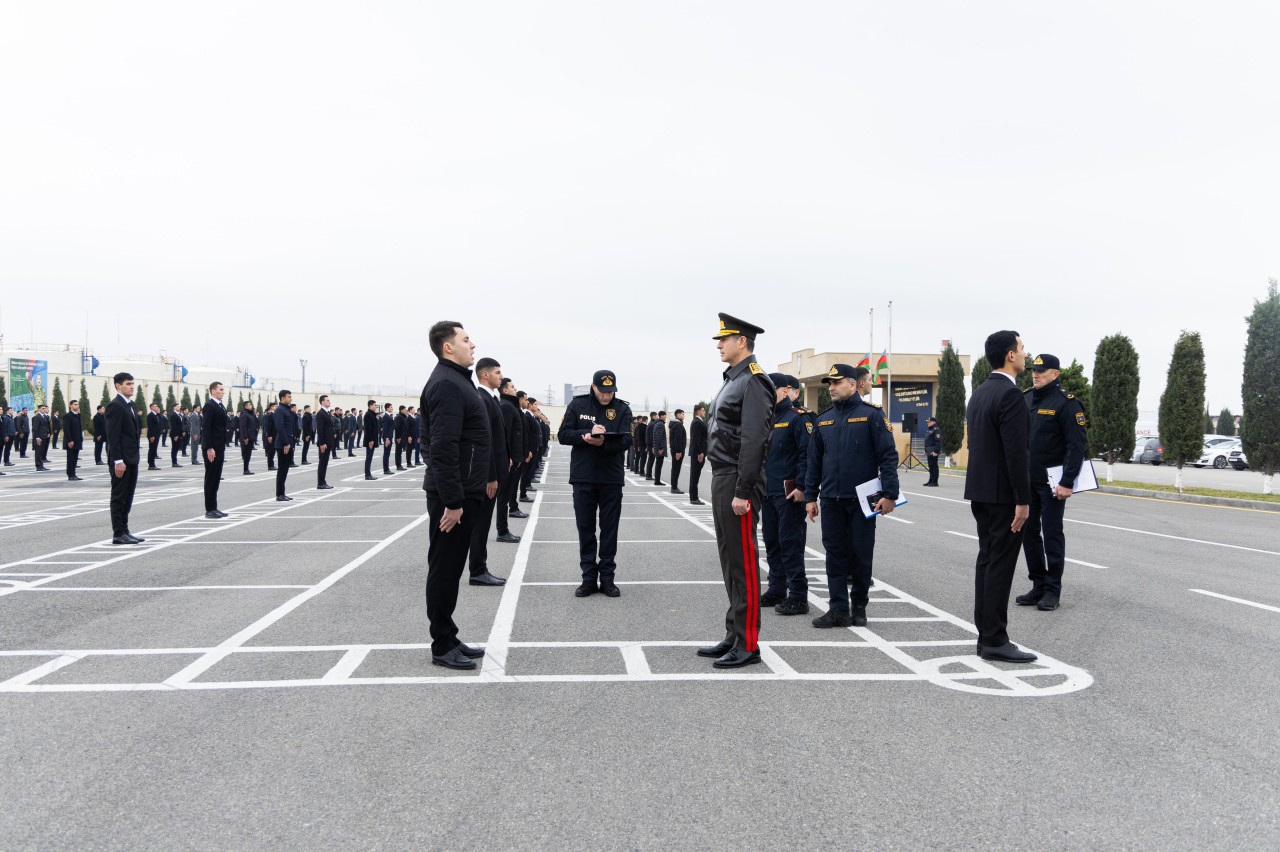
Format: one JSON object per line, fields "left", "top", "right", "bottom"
{"left": 1026, "top": 382, "right": 1088, "bottom": 489}
{"left": 105, "top": 396, "right": 140, "bottom": 466}
{"left": 239, "top": 410, "right": 259, "bottom": 446}
{"left": 33, "top": 413, "right": 52, "bottom": 441}
{"left": 168, "top": 411, "right": 184, "bottom": 439}
{"left": 707, "top": 355, "right": 775, "bottom": 499}
{"left": 203, "top": 399, "right": 228, "bottom": 448}
{"left": 669, "top": 420, "right": 687, "bottom": 454}
{"left": 924, "top": 423, "right": 942, "bottom": 455}
{"left": 421, "top": 359, "right": 491, "bottom": 507}
{"left": 804, "top": 396, "right": 899, "bottom": 501}
{"left": 648, "top": 419, "right": 667, "bottom": 452}
{"left": 557, "top": 392, "right": 633, "bottom": 485}
{"left": 63, "top": 411, "right": 83, "bottom": 444}
{"left": 522, "top": 411, "right": 539, "bottom": 460}
{"left": 394, "top": 412, "right": 408, "bottom": 442}
{"left": 690, "top": 417, "right": 708, "bottom": 456}
{"left": 316, "top": 407, "right": 339, "bottom": 447}
{"left": 964, "top": 374, "right": 1031, "bottom": 505}
{"left": 499, "top": 394, "right": 525, "bottom": 465}
{"left": 477, "top": 388, "right": 507, "bottom": 484}
{"left": 302, "top": 411, "right": 314, "bottom": 437}
{"left": 272, "top": 405, "right": 297, "bottom": 450}
{"left": 635, "top": 420, "right": 648, "bottom": 450}
{"left": 363, "top": 410, "right": 380, "bottom": 446}
{"left": 93, "top": 412, "right": 107, "bottom": 440}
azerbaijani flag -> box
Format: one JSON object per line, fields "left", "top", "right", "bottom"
{"left": 873, "top": 350, "right": 889, "bottom": 385}
{"left": 856, "top": 353, "right": 871, "bottom": 369}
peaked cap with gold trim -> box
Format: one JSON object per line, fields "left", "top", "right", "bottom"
{"left": 712, "top": 312, "right": 765, "bottom": 341}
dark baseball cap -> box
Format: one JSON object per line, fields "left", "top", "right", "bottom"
{"left": 593, "top": 370, "right": 618, "bottom": 392}
{"left": 768, "top": 372, "right": 790, "bottom": 388}
{"left": 1031, "top": 354, "right": 1061, "bottom": 371}
{"left": 822, "top": 364, "right": 868, "bottom": 384}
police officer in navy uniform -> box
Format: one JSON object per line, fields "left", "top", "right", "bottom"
{"left": 1016, "top": 353, "right": 1088, "bottom": 612}
{"left": 558, "top": 370, "right": 633, "bottom": 598}
{"left": 760, "top": 373, "right": 811, "bottom": 615}
{"left": 697, "top": 314, "right": 775, "bottom": 668}
{"left": 804, "top": 365, "right": 899, "bottom": 628}
{"left": 924, "top": 415, "right": 942, "bottom": 486}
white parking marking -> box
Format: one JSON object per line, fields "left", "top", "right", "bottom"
{"left": 1189, "top": 589, "right": 1280, "bottom": 615}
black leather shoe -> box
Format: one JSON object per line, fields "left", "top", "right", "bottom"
{"left": 519, "top": 496, "right": 533, "bottom": 503}
{"left": 978, "top": 642, "right": 1038, "bottom": 663}
{"left": 526, "top": 486, "right": 538, "bottom": 492}
{"left": 851, "top": 606, "right": 868, "bottom": 627}
{"left": 599, "top": 581, "right": 620, "bottom": 597}
{"left": 365, "top": 475, "right": 378, "bottom": 480}
{"left": 455, "top": 643, "right": 486, "bottom": 659}
{"left": 148, "top": 465, "right": 161, "bottom": 471}
{"left": 713, "top": 649, "right": 762, "bottom": 669}
{"left": 495, "top": 532, "right": 521, "bottom": 543}
{"left": 1015, "top": 588, "right": 1045, "bottom": 606}
{"left": 812, "top": 610, "right": 853, "bottom": 628}
{"left": 1037, "top": 591, "right": 1060, "bottom": 611}
{"left": 124, "top": 533, "right": 146, "bottom": 544}
{"left": 383, "top": 470, "right": 395, "bottom": 476}
{"left": 775, "top": 599, "right": 810, "bottom": 615}
{"left": 574, "top": 580, "right": 598, "bottom": 597}
{"left": 276, "top": 495, "right": 293, "bottom": 502}
{"left": 317, "top": 484, "right": 334, "bottom": 490}
{"left": 243, "top": 470, "right": 255, "bottom": 475}
{"left": 759, "top": 591, "right": 785, "bottom": 608}
{"left": 111, "top": 535, "right": 135, "bottom": 545}
{"left": 68, "top": 476, "right": 83, "bottom": 481}
{"left": 171, "top": 464, "right": 183, "bottom": 468}
{"left": 670, "top": 488, "right": 684, "bottom": 494}
{"left": 469, "top": 572, "right": 507, "bottom": 586}
{"left": 396, "top": 466, "right": 406, "bottom": 471}
{"left": 205, "top": 511, "right": 222, "bottom": 519}
{"left": 509, "top": 510, "right": 529, "bottom": 519}
{"left": 690, "top": 498, "right": 706, "bottom": 506}
{"left": 697, "top": 639, "right": 733, "bottom": 658}
{"left": 431, "top": 647, "right": 477, "bottom": 670}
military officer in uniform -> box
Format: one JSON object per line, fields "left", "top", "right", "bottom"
{"left": 558, "top": 370, "right": 633, "bottom": 597}
{"left": 924, "top": 415, "right": 942, "bottom": 486}
{"left": 697, "top": 314, "right": 774, "bottom": 668}
{"left": 760, "top": 373, "right": 811, "bottom": 615}
{"left": 1016, "top": 353, "right": 1088, "bottom": 612}
{"left": 804, "top": 365, "right": 899, "bottom": 628}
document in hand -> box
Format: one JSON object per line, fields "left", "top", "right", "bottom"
{"left": 854, "top": 478, "right": 909, "bottom": 519}
{"left": 1047, "top": 461, "right": 1099, "bottom": 493}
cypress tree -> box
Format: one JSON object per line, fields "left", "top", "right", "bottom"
{"left": 1058, "top": 359, "right": 1092, "bottom": 425}
{"left": 257, "top": 393, "right": 264, "bottom": 413}
{"left": 1089, "top": 334, "right": 1140, "bottom": 480}
{"left": 1241, "top": 278, "right": 1280, "bottom": 492}
{"left": 181, "top": 387, "right": 192, "bottom": 410}
{"left": 1203, "top": 407, "right": 1214, "bottom": 435}
{"left": 935, "top": 343, "right": 966, "bottom": 458}
{"left": 0, "top": 375, "right": 7, "bottom": 410}
{"left": 194, "top": 391, "right": 203, "bottom": 409}
{"left": 1217, "top": 407, "right": 1234, "bottom": 437}
{"left": 165, "top": 385, "right": 177, "bottom": 412}
{"left": 51, "top": 377, "right": 66, "bottom": 415}
{"left": 135, "top": 384, "right": 148, "bottom": 415}
{"left": 1158, "top": 330, "right": 1207, "bottom": 489}
{"left": 970, "top": 356, "right": 992, "bottom": 393}
{"left": 237, "top": 392, "right": 245, "bottom": 412}
{"left": 100, "top": 380, "right": 111, "bottom": 409}
{"left": 78, "top": 380, "right": 91, "bottom": 432}
{"left": 150, "top": 384, "right": 163, "bottom": 409}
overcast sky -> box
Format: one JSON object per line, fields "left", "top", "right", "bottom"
{"left": 2, "top": 2, "right": 1276, "bottom": 415}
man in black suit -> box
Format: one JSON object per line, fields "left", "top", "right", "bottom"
{"left": 393, "top": 405, "right": 409, "bottom": 470}
{"left": 668, "top": 409, "right": 687, "bottom": 494}
{"left": 168, "top": 404, "right": 185, "bottom": 467}
{"left": 467, "top": 357, "right": 508, "bottom": 586}
{"left": 91, "top": 405, "right": 107, "bottom": 465}
{"left": 260, "top": 402, "right": 276, "bottom": 470}
{"left": 16, "top": 408, "right": 30, "bottom": 458}
{"left": 315, "top": 395, "right": 338, "bottom": 490}
{"left": 273, "top": 390, "right": 297, "bottom": 500}
{"left": 497, "top": 379, "right": 527, "bottom": 534}
{"left": 649, "top": 411, "right": 668, "bottom": 487}
{"left": 688, "top": 405, "right": 708, "bottom": 505}
{"left": 363, "top": 400, "right": 380, "bottom": 480}
{"left": 105, "top": 373, "right": 145, "bottom": 545}
{"left": 51, "top": 411, "right": 60, "bottom": 449}
{"left": 63, "top": 400, "right": 84, "bottom": 480}
{"left": 964, "top": 330, "right": 1037, "bottom": 663}
{"left": 32, "top": 405, "right": 52, "bottom": 470}
{"left": 146, "top": 403, "right": 163, "bottom": 470}
{"left": 201, "top": 382, "right": 229, "bottom": 517}
{"left": 408, "top": 406, "right": 421, "bottom": 465}
{"left": 519, "top": 393, "right": 539, "bottom": 501}
{"left": 346, "top": 409, "right": 359, "bottom": 456}
{"left": 1, "top": 407, "right": 14, "bottom": 467}
{"left": 300, "top": 406, "right": 314, "bottom": 464}
{"left": 380, "top": 403, "right": 396, "bottom": 475}
{"left": 239, "top": 401, "right": 259, "bottom": 474}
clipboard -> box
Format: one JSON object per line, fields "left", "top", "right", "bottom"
{"left": 854, "top": 477, "right": 909, "bottom": 519}
{"left": 1047, "top": 461, "right": 1098, "bottom": 493}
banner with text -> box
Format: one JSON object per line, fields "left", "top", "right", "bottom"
{"left": 8, "top": 358, "right": 49, "bottom": 412}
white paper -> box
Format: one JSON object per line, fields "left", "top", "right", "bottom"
{"left": 855, "top": 477, "right": 910, "bottom": 519}
{"left": 1047, "top": 460, "right": 1098, "bottom": 493}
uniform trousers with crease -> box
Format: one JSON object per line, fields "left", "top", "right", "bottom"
{"left": 711, "top": 471, "right": 762, "bottom": 652}
{"left": 971, "top": 501, "right": 1024, "bottom": 647}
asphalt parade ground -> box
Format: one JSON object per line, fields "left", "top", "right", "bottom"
{"left": 1, "top": 446, "right": 1277, "bottom": 850}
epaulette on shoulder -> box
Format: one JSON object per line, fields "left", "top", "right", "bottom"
{"left": 573, "top": 393, "right": 591, "bottom": 401}
{"left": 616, "top": 397, "right": 630, "bottom": 406}
{"left": 816, "top": 406, "right": 834, "bottom": 418}
{"left": 1066, "top": 393, "right": 1075, "bottom": 399}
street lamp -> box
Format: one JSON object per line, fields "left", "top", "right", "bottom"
{"left": 300, "top": 359, "right": 308, "bottom": 393}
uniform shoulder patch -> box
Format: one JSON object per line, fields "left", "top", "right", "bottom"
{"left": 867, "top": 401, "right": 882, "bottom": 408}
{"left": 805, "top": 420, "right": 813, "bottom": 434}
{"left": 1076, "top": 412, "right": 1087, "bottom": 427}
{"left": 749, "top": 362, "right": 764, "bottom": 376}
{"left": 885, "top": 422, "right": 893, "bottom": 432}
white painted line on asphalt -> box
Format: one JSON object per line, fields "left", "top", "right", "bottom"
{"left": 534, "top": 539, "right": 716, "bottom": 544}
{"left": 884, "top": 515, "right": 913, "bottom": 524}
{"left": 182, "top": 540, "right": 382, "bottom": 545}
{"left": 323, "top": 648, "right": 371, "bottom": 682}
{"left": 163, "top": 511, "right": 433, "bottom": 687}
{"left": 1066, "top": 518, "right": 1280, "bottom": 557}
{"left": 250, "top": 514, "right": 420, "bottom": 519}
{"left": 1066, "top": 558, "right": 1109, "bottom": 570}
{"left": 946, "top": 531, "right": 978, "bottom": 540}
{"left": 27, "top": 585, "right": 310, "bottom": 592}
{"left": 0, "top": 655, "right": 78, "bottom": 687}
{"left": 481, "top": 464, "right": 549, "bottom": 679}
{"left": 1189, "top": 589, "right": 1280, "bottom": 615}
{"left": 620, "top": 645, "right": 651, "bottom": 676}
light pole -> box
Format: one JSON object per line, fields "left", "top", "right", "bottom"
{"left": 300, "top": 359, "right": 308, "bottom": 393}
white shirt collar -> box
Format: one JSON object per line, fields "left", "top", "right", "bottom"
{"left": 995, "top": 371, "right": 1017, "bottom": 384}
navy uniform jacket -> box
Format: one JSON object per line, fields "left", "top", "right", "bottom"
{"left": 105, "top": 396, "right": 141, "bottom": 466}
{"left": 669, "top": 420, "right": 687, "bottom": 455}
{"left": 764, "top": 397, "right": 810, "bottom": 498}
{"left": 964, "top": 374, "right": 1030, "bottom": 505}
{"left": 272, "top": 404, "right": 297, "bottom": 450}
{"left": 557, "top": 393, "right": 633, "bottom": 485}
{"left": 1026, "top": 382, "right": 1087, "bottom": 489}
{"left": 804, "top": 396, "right": 900, "bottom": 501}
{"left": 63, "top": 411, "right": 83, "bottom": 444}
{"left": 924, "top": 423, "right": 942, "bottom": 455}
{"left": 2, "top": 413, "right": 14, "bottom": 439}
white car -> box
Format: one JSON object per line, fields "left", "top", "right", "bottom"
{"left": 1195, "top": 440, "right": 1240, "bottom": 469}
{"left": 1229, "top": 446, "right": 1249, "bottom": 471}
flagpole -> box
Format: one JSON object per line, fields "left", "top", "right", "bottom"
{"left": 868, "top": 308, "right": 874, "bottom": 370}
{"left": 886, "top": 300, "right": 892, "bottom": 425}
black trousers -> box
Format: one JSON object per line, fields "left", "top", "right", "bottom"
{"left": 317, "top": 446, "right": 331, "bottom": 486}
{"left": 652, "top": 454, "right": 664, "bottom": 483}
{"left": 1023, "top": 482, "right": 1067, "bottom": 594}
{"left": 971, "top": 501, "right": 1025, "bottom": 648}
{"left": 413, "top": 442, "right": 422, "bottom": 464}
{"left": 383, "top": 443, "right": 393, "bottom": 473}
{"left": 645, "top": 451, "right": 655, "bottom": 478}
{"left": 762, "top": 494, "right": 808, "bottom": 600}
{"left": 711, "top": 472, "right": 762, "bottom": 652}
{"left": 171, "top": 440, "right": 181, "bottom": 466}
{"left": 468, "top": 493, "right": 499, "bottom": 577}
{"left": 17, "top": 433, "right": 28, "bottom": 456}
{"left": 2, "top": 439, "right": 10, "bottom": 464}
{"left": 425, "top": 492, "right": 482, "bottom": 655}
{"left": 301, "top": 436, "right": 312, "bottom": 463}
{"left": 505, "top": 462, "right": 524, "bottom": 512}
{"left": 670, "top": 455, "right": 683, "bottom": 490}
{"left": 395, "top": 441, "right": 404, "bottom": 469}
{"left": 572, "top": 482, "right": 623, "bottom": 581}
{"left": 927, "top": 453, "right": 940, "bottom": 484}
{"left": 146, "top": 438, "right": 159, "bottom": 466}
{"left": 520, "top": 457, "right": 536, "bottom": 496}
{"left": 689, "top": 456, "right": 705, "bottom": 501}
{"left": 265, "top": 442, "right": 276, "bottom": 469}
{"left": 365, "top": 444, "right": 376, "bottom": 477}
{"left": 94, "top": 437, "right": 104, "bottom": 464}
{"left": 497, "top": 462, "right": 522, "bottom": 534}
{"left": 65, "top": 445, "right": 80, "bottom": 477}
{"left": 275, "top": 446, "right": 292, "bottom": 496}
{"left": 110, "top": 463, "right": 139, "bottom": 537}
{"left": 241, "top": 442, "right": 254, "bottom": 472}
{"left": 204, "top": 446, "right": 224, "bottom": 511}
{"left": 191, "top": 437, "right": 202, "bottom": 465}
{"left": 819, "top": 498, "right": 876, "bottom": 613}
{"left": 35, "top": 439, "right": 49, "bottom": 468}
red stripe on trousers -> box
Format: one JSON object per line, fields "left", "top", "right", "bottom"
{"left": 740, "top": 507, "right": 758, "bottom": 651}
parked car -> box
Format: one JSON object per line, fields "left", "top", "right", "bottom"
{"left": 1229, "top": 447, "right": 1249, "bottom": 471}
{"left": 1203, "top": 435, "right": 1237, "bottom": 449}
{"left": 1130, "top": 437, "right": 1164, "bottom": 465}
{"left": 1195, "top": 440, "right": 1241, "bottom": 469}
